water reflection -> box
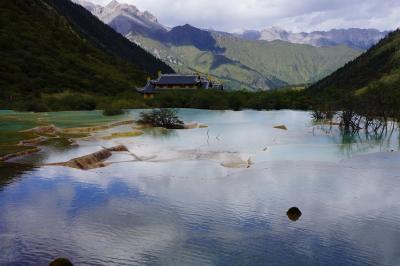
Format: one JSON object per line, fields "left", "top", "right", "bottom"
{"left": 144, "top": 127, "right": 178, "bottom": 138}
{"left": 1, "top": 110, "right": 400, "bottom": 265}
{"left": 0, "top": 163, "right": 36, "bottom": 190}
{"left": 312, "top": 122, "right": 399, "bottom": 159}
{"left": 1, "top": 157, "right": 400, "bottom": 265}
{"left": 340, "top": 130, "right": 395, "bottom": 156}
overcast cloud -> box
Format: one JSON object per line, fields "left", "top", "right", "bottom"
{"left": 89, "top": 0, "right": 400, "bottom": 32}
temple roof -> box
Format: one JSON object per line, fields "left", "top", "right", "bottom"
{"left": 138, "top": 82, "right": 156, "bottom": 93}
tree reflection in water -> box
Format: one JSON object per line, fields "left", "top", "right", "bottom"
{"left": 312, "top": 121, "right": 398, "bottom": 158}
{"left": 0, "top": 163, "right": 36, "bottom": 190}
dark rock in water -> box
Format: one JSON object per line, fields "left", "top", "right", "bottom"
{"left": 49, "top": 258, "right": 73, "bottom": 266}
{"left": 274, "top": 125, "right": 288, "bottom": 130}
{"left": 287, "top": 207, "right": 302, "bottom": 221}
{"left": 107, "top": 145, "right": 129, "bottom": 152}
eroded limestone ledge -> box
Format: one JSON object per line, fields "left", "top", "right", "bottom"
{"left": 46, "top": 145, "right": 129, "bottom": 170}
{"left": 0, "top": 148, "right": 41, "bottom": 162}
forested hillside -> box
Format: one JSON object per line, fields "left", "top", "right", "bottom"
{"left": 310, "top": 29, "right": 400, "bottom": 93}
{"left": 0, "top": 0, "right": 172, "bottom": 110}
{"left": 308, "top": 29, "right": 400, "bottom": 120}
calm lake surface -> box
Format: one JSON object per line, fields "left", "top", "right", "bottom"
{"left": 1, "top": 109, "right": 400, "bottom": 265}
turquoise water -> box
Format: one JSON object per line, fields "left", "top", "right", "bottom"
{"left": 1, "top": 109, "right": 400, "bottom": 265}
{"left": 0, "top": 110, "right": 126, "bottom": 132}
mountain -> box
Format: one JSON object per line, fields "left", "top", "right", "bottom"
{"left": 131, "top": 35, "right": 289, "bottom": 90}
{"left": 241, "top": 27, "right": 389, "bottom": 50}
{"left": 309, "top": 29, "right": 400, "bottom": 93}
{"left": 156, "top": 24, "right": 225, "bottom": 53}
{"left": 72, "top": 0, "right": 101, "bottom": 13}
{"left": 213, "top": 33, "right": 361, "bottom": 85}
{"left": 0, "top": 0, "right": 173, "bottom": 101}
{"left": 130, "top": 33, "right": 360, "bottom": 90}
{"left": 77, "top": 0, "right": 362, "bottom": 90}
{"left": 73, "top": 0, "right": 167, "bottom": 36}
{"left": 73, "top": 1, "right": 222, "bottom": 52}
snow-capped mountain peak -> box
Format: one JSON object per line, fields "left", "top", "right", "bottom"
{"left": 242, "top": 27, "right": 388, "bottom": 50}
{"left": 105, "top": 0, "right": 120, "bottom": 9}
{"left": 72, "top": 0, "right": 166, "bottom": 35}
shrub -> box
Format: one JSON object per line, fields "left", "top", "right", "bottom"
{"left": 44, "top": 94, "right": 97, "bottom": 111}
{"left": 14, "top": 97, "right": 49, "bottom": 112}
{"left": 103, "top": 106, "right": 124, "bottom": 116}
{"left": 138, "top": 109, "right": 184, "bottom": 129}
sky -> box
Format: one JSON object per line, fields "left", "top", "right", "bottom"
{"left": 88, "top": 0, "right": 400, "bottom": 32}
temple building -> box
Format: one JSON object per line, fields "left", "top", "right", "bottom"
{"left": 137, "top": 73, "right": 223, "bottom": 98}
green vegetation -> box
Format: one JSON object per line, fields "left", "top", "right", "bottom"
{"left": 1, "top": 89, "right": 310, "bottom": 112}
{"left": 308, "top": 29, "right": 400, "bottom": 132}
{"left": 129, "top": 33, "right": 360, "bottom": 91}
{"left": 215, "top": 33, "right": 361, "bottom": 85}
{"left": 146, "top": 89, "right": 310, "bottom": 110}
{"left": 138, "top": 109, "right": 184, "bottom": 129}
{"left": 0, "top": 0, "right": 363, "bottom": 113}
{"left": 310, "top": 29, "right": 400, "bottom": 93}
{"left": 2, "top": 0, "right": 395, "bottom": 118}
{"left": 103, "top": 107, "right": 124, "bottom": 116}
{"left": 0, "top": 0, "right": 172, "bottom": 111}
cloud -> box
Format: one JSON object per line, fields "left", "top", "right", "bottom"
{"left": 87, "top": 0, "right": 400, "bottom": 32}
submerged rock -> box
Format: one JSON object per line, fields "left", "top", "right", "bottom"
{"left": 0, "top": 147, "right": 41, "bottom": 162}
{"left": 61, "top": 120, "right": 135, "bottom": 134}
{"left": 274, "top": 125, "right": 288, "bottom": 130}
{"left": 107, "top": 145, "right": 129, "bottom": 152}
{"left": 185, "top": 150, "right": 251, "bottom": 168}
{"left": 22, "top": 121, "right": 135, "bottom": 137}
{"left": 183, "top": 123, "right": 208, "bottom": 129}
{"left": 134, "top": 122, "right": 207, "bottom": 131}
{"left": 183, "top": 123, "right": 199, "bottom": 129}
{"left": 286, "top": 207, "right": 302, "bottom": 221}
{"left": 18, "top": 136, "right": 49, "bottom": 146}
{"left": 49, "top": 258, "right": 73, "bottom": 266}
{"left": 23, "top": 124, "right": 60, "bottom": 135}
{"left": 102, "top": 130, "right": 143, "bottom": 140}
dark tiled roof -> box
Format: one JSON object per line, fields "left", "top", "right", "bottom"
{"left": 156, "top": 75, "right": 200, "bottom": 85}
{"left": 138, "top": 82, "right": 156, "bottom": 93}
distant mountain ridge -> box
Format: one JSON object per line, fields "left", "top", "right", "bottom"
{"left": 75, "top": 0, "right": 388, "bottom": 51}
{"left": 73, "top": 1, "right": 223, "bottom": 52}
{"left": 157, "top": 24, "right": 225, "bottom": 53}
{"left": 75, "top": 0, "right": 366, "bottom": 90}
{"left": 240, "top": 27, "right": 389, "bottom": 50}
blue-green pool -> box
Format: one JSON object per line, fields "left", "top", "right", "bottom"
{"left": 0, "top": 109, "right": 399, "bottom": 265}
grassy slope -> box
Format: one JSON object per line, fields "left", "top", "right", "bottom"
{"left": 130, "top": 33, "right": 360, "bottom": 90}
{"left": 215, "top": 33, "right": 361, "bottom": 85}
{"left": 130, "top": 35, "right": 287, "bottom": 91}
{"left": 0, "top": 0, "right": 172, "bottom": 105}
